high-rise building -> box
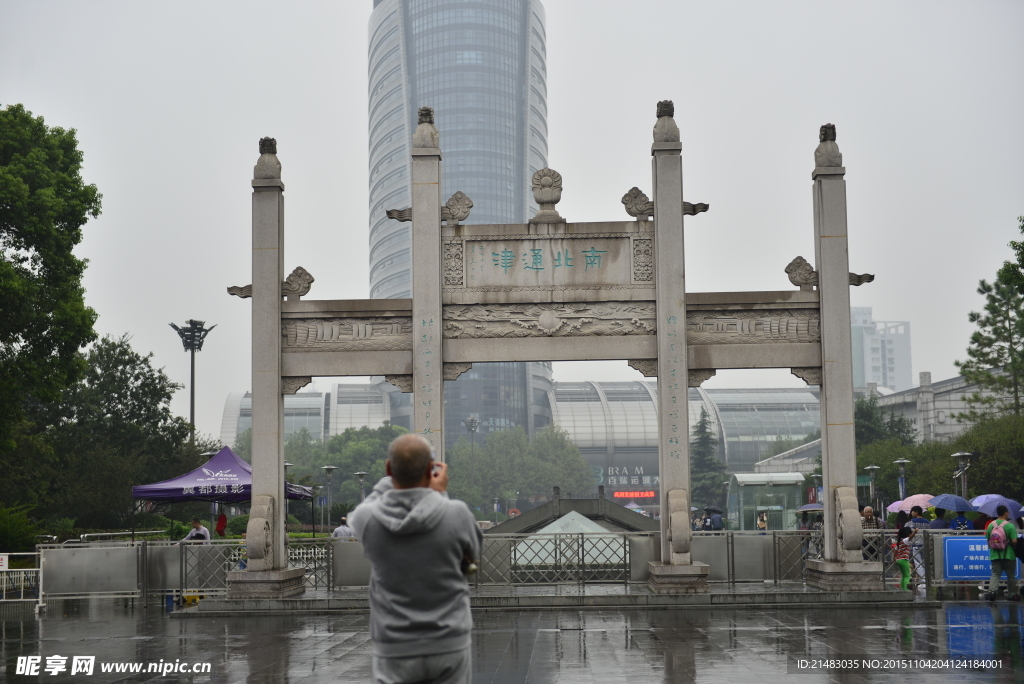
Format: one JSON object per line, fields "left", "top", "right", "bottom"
{"left": 368, "top": 0, "right": 553, "bottom": 449}
{"left": 850, "top": 307, "right": 913, "bottom": 392}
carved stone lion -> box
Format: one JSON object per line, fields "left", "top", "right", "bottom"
{"left": 412, "top": 106, "right": 440, "bottom": 148}
{"left": 653, "top": 100, "right": 680, "bottom": 143}
{"left": 814, "top": 123, "right": 843, "bottom": 167}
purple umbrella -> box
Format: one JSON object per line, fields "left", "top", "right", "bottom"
{"left": 970, "top": 495, "right": 1023, "bottom": 518}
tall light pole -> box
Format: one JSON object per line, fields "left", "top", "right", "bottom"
{"left": 321, "top": 465, "right": 337, "bottom": 529}
{"left": 169, "top": 319, "right": 216, "bottom": 444}
{"left": 864, "top": 465, "right": 880, "bottom": 510}
{"left": 494, "top": 497, "right": 499, "bottom": 525}
{"left": 354, "top": 471, "right": 368, "bottom": 502}
{"left": 462, "top": 417, "right": 479, "bottom": 458}
{"left": 893, "top": 459, "right": 910, "bottom": 501}
{"left": 951, "top": 452, "right": 972, "bottom": 499}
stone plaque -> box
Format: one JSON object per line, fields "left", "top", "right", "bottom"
{"left": 463, "top": 237, "right": 632, "bottom": 289}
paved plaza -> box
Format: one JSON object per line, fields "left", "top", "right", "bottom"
{"left": 2, "top": 600, "right": 1022, "bottom": 683}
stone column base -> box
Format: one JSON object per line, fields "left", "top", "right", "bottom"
{"left": 647, "top": 561, "right": 710, "bottom": 594}
{"left": 226, "top": 568, "right": 306, "bottom": 599}
{"left": 805, "top": 560, "right": 884, "bottom": 591}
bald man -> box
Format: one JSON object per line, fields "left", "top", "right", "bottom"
{"left": 348, "top": 434, "right": 482, "bottom": 684}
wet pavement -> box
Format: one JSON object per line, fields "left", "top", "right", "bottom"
{"left": 2, "top": 600, "right": 1023, "bottom": 683}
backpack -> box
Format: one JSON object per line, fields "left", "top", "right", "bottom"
{"left": 988, "top": 520, "right": 1008, "bottom": 550}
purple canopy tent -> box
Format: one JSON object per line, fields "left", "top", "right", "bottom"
{"left": 132, "top": 446, "right": 312, "bottom": 503}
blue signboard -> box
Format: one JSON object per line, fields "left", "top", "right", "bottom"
{"left": 944, "top": 536, "right": 1020, "bottom": 580}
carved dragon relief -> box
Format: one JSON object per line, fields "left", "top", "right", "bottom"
{"left": 785, "top": 256, "right": 875, "bottom": 290}
{"left": 442, "top": 302, "right": 656, "bottom": 339}
{"left": 228, "top": 266, "right": 315, "bottom": 300}
{"left": 282, "top": 318, "right": 412, "bottom": 352}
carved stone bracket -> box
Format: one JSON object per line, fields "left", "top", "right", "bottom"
{"left": 683, "top": 202, "right": 709, "bottom": 216}
{"left": 228, "top": 266, "right": 314, "bottom": 300}
{"left": 245, "top": 495, "right": 275, "bottom": 572}
{"left": 786, "top": 256, "right": 874, "bottom": 289}
{"left": 443, "top": 362, "right": 472, "bottom": 381}
{"left": 385, "top": 375, "right": 413, "bottom": 393}
{"left": 385, "top": 207, "right": 412, "bottom": 222}
{"left": 791, "top": 367, "right": 822, "bottom": 385}
{"left": 835, "top": 486, "right": 863, "bottom": 563}
{"left": 530, "top": 168, "right": 564, "bottom": 223}
{"left": 622, "top": 187, "right": 654, "bottom": 219}
{"left": 688, "top": 369, "right": 716, "bottom": 387}
{"left": 282, "top": 376, "right": 312, "bottom": 395}
{"left": 628, "top": 359, "right": 657, "bottom": 377}
{"left": 441, "top": 191, "right": 473, "bottom": 225}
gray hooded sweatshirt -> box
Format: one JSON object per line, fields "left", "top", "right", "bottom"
{"left": 348, "top": 476, "right": 483, "bottom": 658}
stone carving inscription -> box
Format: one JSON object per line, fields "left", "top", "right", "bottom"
{"left": 282, "top": 318, "right": 412, "bottom": 351}
{"left": 687, "top": 310, "right": 820, "bottom": 345}
{"left": 460, "top": 237, "right": 633, "bottom": 290}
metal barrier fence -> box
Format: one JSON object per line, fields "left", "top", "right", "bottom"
{"left": 477, "top": 533, "right": 632, "bottom": 585}
{"left": 0, "top": 553, "right": 44, "bottom": 612}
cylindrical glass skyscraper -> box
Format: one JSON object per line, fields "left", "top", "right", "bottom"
{"left": 368, "top": 0, "right": 552, "bottom": 449}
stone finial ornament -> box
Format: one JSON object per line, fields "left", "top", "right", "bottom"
{"left": 622, "top": 187, "right": 655, "bottom": 219}
{"left": 254, "top": 137, "right": 282, "bottom": 179}
{"left": 653, "top": 100, "right": 680, "bottom": 143}
{"left": 785, "top": 256, "right": 819, "bottom": 289}
{"left": 814, "top": 123, "right": 843, "bottom": 167}
{"left": 228, "top": 266, "right": 314, "bottom": 300}
{"left": 441, "top": 191, "right": 474, "bottom": 225}
{"left": 412, "top": 106, "right": 440, "bottom": 148}
{"left": 530, "top": 168, "right": 564, "bottom": 223}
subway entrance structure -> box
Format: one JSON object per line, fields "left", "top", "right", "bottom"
{"left": 227, "top": 102, "right": 878, "bottom": 597}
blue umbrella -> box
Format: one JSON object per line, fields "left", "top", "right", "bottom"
{"left": 797, "top": 503, "right": 824, "bottom": 512}
{"left": 927, "top": 494, "right": 975, "bottom": 513}
{"left": 970, "top": 495, "right": 1022, "bottom": 518}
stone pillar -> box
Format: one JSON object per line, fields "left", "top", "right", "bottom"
{"left": 647, "top": 101, "right": 708, "bottom": 593}
{"left": 230, "top": 138, "right": 304, "bottom": 598}
{"left": 806, "top": 124, "right": 881, "bottom": 590}
{"left": 410, "top": 107, "right": 445, "bottom": 455}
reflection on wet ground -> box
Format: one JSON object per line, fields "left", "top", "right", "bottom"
{"left": 2, "top": 602, "right": 1022, "bottom": 683}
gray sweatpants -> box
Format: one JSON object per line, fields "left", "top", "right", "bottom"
{"left": 373, "top": 646, "right": 471, "bottom": 684}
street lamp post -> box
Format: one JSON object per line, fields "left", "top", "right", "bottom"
{"left": 893, "top": 459, "right": 910, "bottom": 501}
{"left": 951, "top": 452, "right": 972, "bottom": 499}
{"left": 321, "top": 465, "right": 337, "bottom": 529}
{"left": 462, "top": 417, "right": 479, "bottom": 458}
{"left": 864, "top": 465, "right": 880, "bottom": 511}
{"left": 169, "top": 319, "right": 216, "bottom": 444}
{"left": 354, "top": 471, "right": 368, "bottom": 502}
{"left": 494, "top": 497, "right": 499, "bottom": 525}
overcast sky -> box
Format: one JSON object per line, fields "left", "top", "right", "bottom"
{"left": 2, "top": 1, "right": 1022, "bottom": 440}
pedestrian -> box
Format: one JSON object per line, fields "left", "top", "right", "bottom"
{"left": 798, "top": 511, "right": 809, "bottom": 531}
{"left": 893, "top": 527, "right": 916, "bottom": 590}
{"left": 906, "top": 505, "right": 930, "bottom": 530}
{"left": 894, "top": 510, "right": 909, "bottom": 530}
{"left": 756, "top": 512, "right": 768, "bottom": 534}
{"left": 349, "top": 434, "right": 482, "bottom": 684}
{"left": 181, "top": 518, "right": 211, "bottom": 545}
{"left": 332, "top": 516, "right": 355, "bottom": 538}
{"left": 861, "top": 506, "right": 882, "bottom": 529}
{"left": 928, "top": 508, "right": 950, "bottom": 530}
{"left": 861, "top": 506, "right": 883, "bottom": 560}
{"left": 949, "top": 510, "right": 974, "bottom": 531}
{"left": 984, "top": 504, "right": 1020, "bottom": 602}
{"left": 709, "top": 510, "right": 723, "bottom": 531}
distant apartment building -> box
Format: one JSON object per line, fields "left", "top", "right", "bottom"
{"left": 850, "top": 307, "right": 912, "bottom": 392}
{"left": 877, "top": 370, "right": 1007, "bottom": 443}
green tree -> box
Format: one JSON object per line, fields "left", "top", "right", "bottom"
{"left": 232, "top": 427, "right": 252, "bottom": 461}
{"left": 855, "top": 395, "right": 916, "bottom": 448}
{"left": 1002, "top": 215, "right": 1024, "bottom": 295}
{"left": 689, "top": 407, "right": 729, "bottom": 509}
{"left": 0, "top": 104, "right": 102, "bottom": 452}
{"left": 447, "top": 425, "right": 593, "bottom": 512}
{"left": 18, "top": 335, "right": 209, "bottom": 528}
{"left": 954, "top": 267, "right": 1024, "bottom": 420}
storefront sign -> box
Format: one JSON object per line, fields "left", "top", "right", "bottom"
{"left": 613, "top": 491, "right": 656, "bottom": 498}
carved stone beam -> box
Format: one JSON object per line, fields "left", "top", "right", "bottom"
{"left": 443, "top": 362, "right": 472, "bottom": 381}
{"left": 791, "top": 367, "right": 822, "bottom": 385}
{"left": 386, "top": 191, "right": 474, "bottom": 226}
{"left": 628, "top": 359, "right": 657, "bottom": 377}
{"left": 622, "top": 187, "right": 708, "bottom": 220}
{"left": 386, "top": 208, "right": 412, "bottom": 222}
{"left": 282, "top": 376, "right": 312, "bottom": 395}
{"left": 228, "top": 266, "right": 315, "bottom": 301}
{"left": 786, "top": 256, "right": 874, "bottom": 290}
{"left": 385, "top": 375, "right": 413, "bottom": 393}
